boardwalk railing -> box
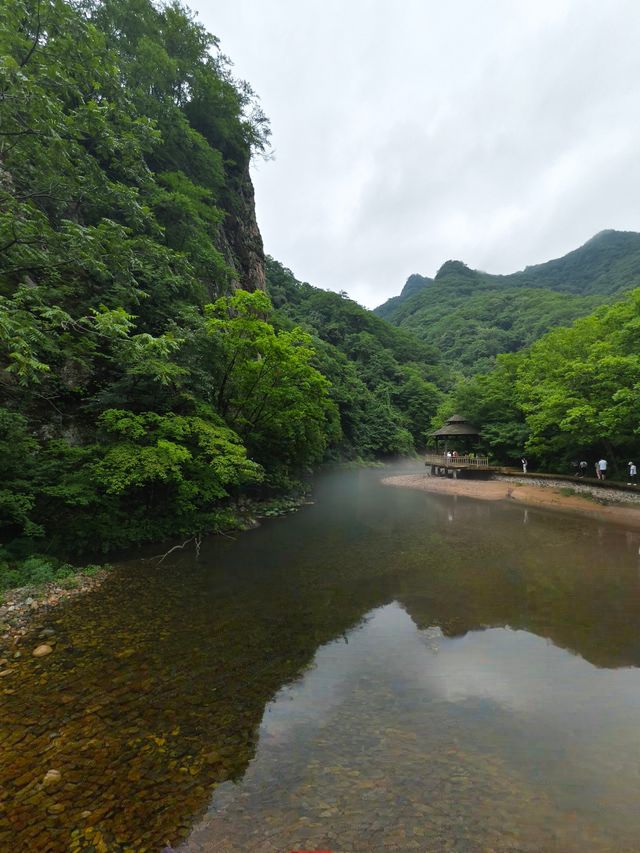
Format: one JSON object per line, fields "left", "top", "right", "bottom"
{"left": 424, "top": 454, "right": 489, "bottom": 468}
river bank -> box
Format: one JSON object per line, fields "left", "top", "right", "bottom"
{"left": 0, "top": 490, "right": 315, "bottom": 658}
{"left": 382, "top": 473, "right": 640, "bottom": 530}
{"left": 0, "top": 568, "right": 109, "bottom": 662}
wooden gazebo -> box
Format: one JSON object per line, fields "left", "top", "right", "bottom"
{"left": 430, "top": 414, "right": 480, "bottom": 453}
{"left": 425, "top": 415, "right": 492, "bottom": 478}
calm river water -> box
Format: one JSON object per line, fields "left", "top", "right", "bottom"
{"left": 3, "top": 463, "right": 640, "bottom": 852}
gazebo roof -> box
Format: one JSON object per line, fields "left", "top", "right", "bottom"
{"left": 431, "top": 414, "right": 480, "bottom": 437}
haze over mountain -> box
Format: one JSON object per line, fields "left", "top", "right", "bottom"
{"left": 374, "top": 230, "right": 640, "bottom": 373}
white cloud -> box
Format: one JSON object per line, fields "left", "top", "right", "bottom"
{"left": 192, "top": 0, "right": 640, "bottom": 307}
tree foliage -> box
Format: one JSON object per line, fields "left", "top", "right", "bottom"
{"left": 0, "top": 0, "right": 342, "bottom": 564}
{"left": 438, "top": 290, "right": 640, "bottom": 473}
{"left": 267, "top": 258, "right": 445, "bottom": 457}
{"left": 376, "top": 231, "right": 640, "bottom": 374}
{"left": 0, "top": 0, "right": 441, "bottom": 569}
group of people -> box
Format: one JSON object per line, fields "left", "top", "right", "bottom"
{"left": 520, "top": 457, "right": 638, "bottom": 483}
{"left": 571, "top": 458, "right": 637, "bottom": 483}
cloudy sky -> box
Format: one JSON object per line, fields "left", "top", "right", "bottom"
{"left": 194, "top": 0, "right": 640, "bottom": 307}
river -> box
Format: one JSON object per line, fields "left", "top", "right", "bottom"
{"left": 3, "top": 462, "right": 640, "bottom": 852}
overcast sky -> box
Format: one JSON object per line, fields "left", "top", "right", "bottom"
{"left": 194, "top": 0, "right": 640, "bottom": 308}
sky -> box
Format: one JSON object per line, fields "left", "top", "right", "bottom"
{"left": 193, "top": 0, "right": 640, "bottom": 308}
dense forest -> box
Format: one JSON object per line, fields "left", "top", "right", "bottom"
{"left": 0, "top": 0, "right": 445, "bottom": 578}
{"left": 376, "top": 230, "right": 640, "bottom": 373}
{"left": 266, "top": 258, "right": 446, "bottom": 457}
{"left": 435, "top": 289, "right": 640, "bottom": 476}
{"left": 378, "top": 232, "right": 640, "bottom": 474}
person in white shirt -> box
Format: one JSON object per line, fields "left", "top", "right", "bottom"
{"left": 598, "top": 458, "right": 607, "bottom": 480}
{"left": 628, "top": 461, "right": 637, "bottom": 485}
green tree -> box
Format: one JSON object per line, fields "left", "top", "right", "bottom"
{"left": 517, "top": 291, "right": 640, "bottom": 469}
{"left": 206, "top": 290, "right": 339, "bottom": 486}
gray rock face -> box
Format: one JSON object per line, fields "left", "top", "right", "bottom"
{"left": 219, "top": 163, "right": 265, "bottom": 294}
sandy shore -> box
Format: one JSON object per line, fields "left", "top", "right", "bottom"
{"left": 382, "top": 474, "right": 640, "bottom": 530}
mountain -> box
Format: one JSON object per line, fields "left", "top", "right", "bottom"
{"left": 267, "top": 258, "right": 447, "bottom": 456}
{"left": 374, "top": 231, "right": 640, "bottom": 373}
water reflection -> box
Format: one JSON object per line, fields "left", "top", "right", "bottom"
{"left": 183, "top": 604, "right": 640, "bottom": 852}
{"left": 2, "top": 463, "right": 640, "bottom": 851}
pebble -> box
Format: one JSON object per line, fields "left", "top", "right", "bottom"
{"left": 43, "top": 769, "right": 62, "bottom": 787}
{"left": 32, "top": 644, "right": 53, "bottom": 658}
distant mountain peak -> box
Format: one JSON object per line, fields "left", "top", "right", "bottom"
{"left": 373, "top": 229, "right": 640, "bottom": 371}
{"left": 400, "top": 273, "right": 432, "bottom": 297}
{"left": 435, "top": 260, "right": 476, "bottom": 280}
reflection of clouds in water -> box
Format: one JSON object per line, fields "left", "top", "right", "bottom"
{"left": 260, "top": 604, "right": 640, "bottom": 745}
{"left": 228, "top": 602, "right": 640, "bottom": 846}
{"left": 418, "top": 625, "right": 443, "bottom": 655}
{"left": 415, "top": 626, "right": 640, "bottom": 728}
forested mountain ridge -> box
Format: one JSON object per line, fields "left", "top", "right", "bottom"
{"left": 375, "top": 230, "right": 640, "bottom": 373}
{"left": 438, "top": 287, "right": 640, "bottom": 474}
{"left": 375, "top": 273, "right": 434, "bottom": 319}
{"left": 267, "top": 258, "right": 446, "bottom": 457}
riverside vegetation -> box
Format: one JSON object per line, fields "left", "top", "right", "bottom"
{"left": 0, "top": 0, "right": 446, "bottom": 586}
{"left": 377, "top": 231, "right": 640, "bottom": 476}
{"left": 2, "top": 0, "right": 640, "bottom": 589}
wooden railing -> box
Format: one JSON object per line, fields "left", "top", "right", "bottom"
{"left": 424, "top": 454, "right": 489, "bottom": 468}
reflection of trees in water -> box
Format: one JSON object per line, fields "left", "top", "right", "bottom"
{"left": 396, "top": 500, "right": 640, "bottom": 668}
{"left": 1, "top": 532, "right": 392, "bottom": 851}
{"left": 2, "top": 468, "right": 640, "bottom": 851}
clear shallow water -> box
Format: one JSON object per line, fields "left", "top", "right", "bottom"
{"left": 3, "top": 463, "right": 640, "bottom": 852}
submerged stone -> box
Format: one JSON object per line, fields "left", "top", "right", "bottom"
{"left": 43, "top": 769, "right": 62, "bottom": 788}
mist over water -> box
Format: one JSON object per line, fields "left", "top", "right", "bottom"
{"left": 4, "top": 462, "right": 640, "bottom": 851}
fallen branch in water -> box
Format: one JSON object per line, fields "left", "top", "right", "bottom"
{"left": 152, "top": 533, "right": 203, "bottom": 566}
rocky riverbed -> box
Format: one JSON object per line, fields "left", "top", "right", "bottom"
{"left": 0, "top": 570, "right": 109, "bottom": 660}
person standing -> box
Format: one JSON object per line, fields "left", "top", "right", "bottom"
{"left": 521, "top": 457, "right": 528, "bottom": 474}
{"left": 579, "top": 460, "right": 588, "bottom": 477}
{"left": 628, "top": 461, "right": 637, "bottom": 485}
{"left": 598, "top": 458, "right": 607, "bottom": 480}
{"left": 594, "top": 461, "right": 600, "bottom": 480}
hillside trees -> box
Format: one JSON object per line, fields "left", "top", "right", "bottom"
{"left": 0, "top": 0, "right": 454, "bottom": 573}
{"left": 437, "top": 290, "right": 640, "bottom": 472}
{"left": 205, "top": 290, "right": 339, "bottom": 487}
{"left": 266, "top": 257, "right": 444, "bottom": 456}
{"left": 516, "top": 292, "right": 640, "bottom": 469}
{"left": 376, "top": 231, "right": 640, "bottom": 374}
{"left": 0, "top": 0, "right": 332, "bottom": 562}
